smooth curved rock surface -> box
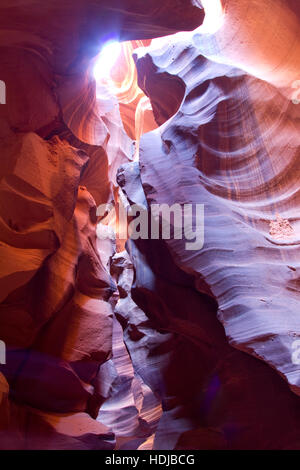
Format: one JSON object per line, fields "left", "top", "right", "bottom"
{"left": 2, "top": 0, "right": 300, "bottom": 451}
{"left": 135, "top": 14, "right": 300, "bottom": 397}
{"left": 0, "top": 0, "right": 204, "bottom": 450}
{"left": 115, "top": 161, "right": 300, "bottom": 450}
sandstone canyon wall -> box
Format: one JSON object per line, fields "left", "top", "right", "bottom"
{"left": 1, "top": 0, "right": 300, "bottom": 450}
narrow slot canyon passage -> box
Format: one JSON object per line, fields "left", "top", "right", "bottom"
{"left": 1, "top": 0, "right": 300, "bottom": 452}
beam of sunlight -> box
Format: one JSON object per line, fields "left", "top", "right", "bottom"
{"left": 199, "top": 0, "right": 224, "bottom": 34}
{"left": 93, "top": 41, "right": 122, "bottom": 80}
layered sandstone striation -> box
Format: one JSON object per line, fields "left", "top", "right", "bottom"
{"left": 1, "top": 0, "right": 300, "bottom": 451}
{"left": 134, "top": 3, "right": 300, "bottom": 400}
{"left": 0, "top": 0, "right": 204, "bottom": 450}
{"left": 116, "top": 161, "right": 300, "bottom": 449}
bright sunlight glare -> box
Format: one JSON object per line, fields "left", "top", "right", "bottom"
{"left": 200, "top": 0, "right": 224, "bottom": 34}
{"left": 93, "top": 41, "right": 122, "bottom": 80}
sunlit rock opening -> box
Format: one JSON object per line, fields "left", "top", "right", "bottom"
{"left": 93, "top": 40, "right": 157, "bottom": 149}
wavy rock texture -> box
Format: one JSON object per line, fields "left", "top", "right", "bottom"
{"left": 116, "top": 161, "right": 300, "bottom": 449}
{"left": 134, "top": 3, "right": 300, "bottom": 403}
{"left": 0, "top": 131, "right": 116, "bottom": 449}
{"left": 98, "top": 250, "right": 162, "bottom": 450}
{"left": 0, "top": 0, "right": 204, "bottom": 450}
{"left": 110, "top": 40, "right": 157, "bottom": 143}
{"left": 196, "top": 0, "right": 300, "bottom": 98}
{"left": 2, "top": 0, "right": 300, "bottom": 451}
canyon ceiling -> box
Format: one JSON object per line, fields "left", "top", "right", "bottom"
{"left": 1, "top": 0, "right": 300, "bottom": 450}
